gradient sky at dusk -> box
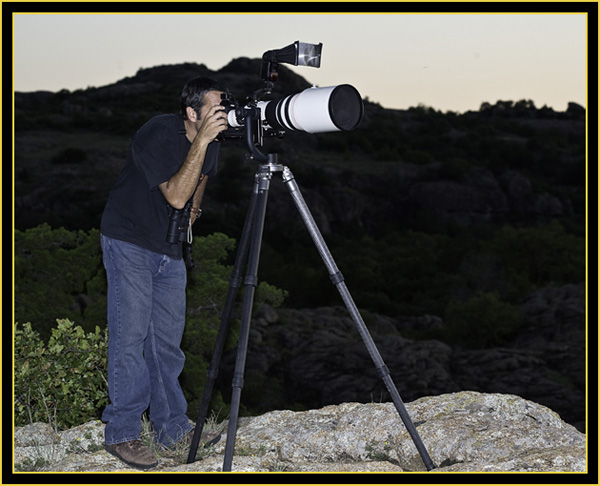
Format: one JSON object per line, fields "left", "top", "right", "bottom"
{"left": 13, "top": 12, "right": 588, "bottom": 113}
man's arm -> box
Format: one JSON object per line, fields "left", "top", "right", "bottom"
{"left": 159, "top": 103, "right": 226, "bottom": 209}
{"left": 190, "top": 175, "right": 208, "bottom": 225}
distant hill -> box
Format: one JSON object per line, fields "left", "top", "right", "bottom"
{"left": 14, "top": 58, "right": 586, "bottom": 313}
{"left": 14, "top": 58, "right": 585, "bottom": 234}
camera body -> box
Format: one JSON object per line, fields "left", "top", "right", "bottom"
{"left": 217, "top": 93, "right": 256, "bottom": 141}
{"left": 220, "top": 92, "right": 242, "bottom": 121}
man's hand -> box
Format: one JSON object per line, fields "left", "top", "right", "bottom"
{"left": 194, "top": 103, "right": 228, "bottom": 144}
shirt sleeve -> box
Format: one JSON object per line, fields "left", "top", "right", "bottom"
{"left": 131, "top": 118, "right": 180, "bottom": 190}
{"left": 202, "top": 141, "right": 220, "bottom": 178}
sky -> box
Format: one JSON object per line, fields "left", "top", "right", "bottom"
{"left": 12, "top": 12, "right": 588, "bottom": 113}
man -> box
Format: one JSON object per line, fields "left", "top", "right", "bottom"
{"left": 100, "top": 76, "right": 228, "bottom": 469}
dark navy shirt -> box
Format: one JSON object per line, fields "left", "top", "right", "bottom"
{"left": 101, "top": 114, "right": 219, "bottom": 259}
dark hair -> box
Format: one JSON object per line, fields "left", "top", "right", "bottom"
{"left": 180, "top": 76, "right": 228, "bottom": 119}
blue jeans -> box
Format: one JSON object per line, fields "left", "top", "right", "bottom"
{"left": 101, "top": 235, "right": 193, "bottom": 446}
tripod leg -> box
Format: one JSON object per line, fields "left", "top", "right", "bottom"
{"left": 223, "top": 168, "right": 273, "bottom": 472}
{"left": 281, "top": 167, "right": 435, "bottom": 471}
{"left": 187, "top": 177, "right": 260, "bottom": 464}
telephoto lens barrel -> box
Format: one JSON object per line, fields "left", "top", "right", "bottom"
{"left": 258, "top": 84, "right": 363, "bottom": 133}
{"left": 166, "top": 208, "right": 183, "bottom": 243}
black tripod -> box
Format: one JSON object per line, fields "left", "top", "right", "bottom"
{"left": 187, "top": 117, "right": 435, "bottom": 472}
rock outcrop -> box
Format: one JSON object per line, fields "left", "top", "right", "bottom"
{"left": 217, "top": 283, "right": 586, "bottom": 432}
{"left": 13, "top": 392, "right": 586, "bottom": 473}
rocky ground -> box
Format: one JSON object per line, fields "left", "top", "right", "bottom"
{"left": 13, "top": 391, "right": 586, "bottom": 476}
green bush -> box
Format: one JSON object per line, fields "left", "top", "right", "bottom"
{"left": 14, "top": 319, "right": 109, "bottom": 430}
{"left": 442, "top": 291, "right": 523, "bottom": 349}
{"left": 490, "top": 220, "right": 585, "bottom": 290}
{"left": 14, "top": 224, "right": 106, "bottom": 338}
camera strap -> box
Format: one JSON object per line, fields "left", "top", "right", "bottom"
{"left": 187, "top": 218, "right": 193, "bottom": 244}
{"left": 178, "top": 118, "right": 195, "bottom": 246}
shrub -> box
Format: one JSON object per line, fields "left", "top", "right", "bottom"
{"left": 442, "top": 292, "right": 523, "bottom": 349}
{"left": 14, "top": 319, "right": 109, "bottom": 430}
{"left": 14, "top": 224, "right": 106, "bottom": 338}
{"left": 490, "top": 220, "right": 585, "bottom": 288}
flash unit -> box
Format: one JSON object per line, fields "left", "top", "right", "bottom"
{"left": 261, "top": 41, "right": 323, "bottom": 81}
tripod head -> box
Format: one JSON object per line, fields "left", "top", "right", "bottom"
{"left": 239, "top": 106, "right": 273, "bottom": 164}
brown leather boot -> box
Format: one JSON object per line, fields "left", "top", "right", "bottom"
{"left": 105, "top": 439, "right": 159, "bottom": 470}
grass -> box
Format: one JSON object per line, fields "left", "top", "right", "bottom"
{"left": 139, "top": 411, "right": 224, "bottom": 465}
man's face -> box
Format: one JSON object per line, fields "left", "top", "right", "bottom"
{"left": 184, "top": 90, "right": 226, "bottom": 141}
{"left": 196, "top": 90, "right": 223, "bottom": 124}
